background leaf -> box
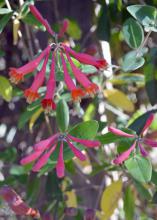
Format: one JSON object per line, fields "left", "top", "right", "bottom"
{"left": 123, "top": 18, "right": 144, "bottom": 49}
{"left": 104, "top": 89, "right": 134, "bottom": 112}
{"left": 0, "top": 75, "right": 12, "bottom": 101}
{"left": 100, "top": 180, "right": 122, "bottom": 220}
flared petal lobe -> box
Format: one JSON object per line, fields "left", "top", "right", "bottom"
{"left": 56, "top": 141, "right": 65, "bottom": 178}
{"left": 24, "top": 50, "right": 50, "bottom": 103}
{"left": 61, "top": 52, "right": 85, "bottom": 101}
{"left": 65, "top": 50, "right": 99, "bottom": 96}
{"left": 108, "top": 127, "right": 135, "bottom": 138}
{"left": 42, "top": 53, "right": 56, "bottom": 112}
{"left": 113, "top": 141, "right": 136, "bottom": 164}
{"left": 9, "top": 45, "right": 51, "bottom": 84}
{"left": 67, "top": 134, "right": 100, "bottom": 148}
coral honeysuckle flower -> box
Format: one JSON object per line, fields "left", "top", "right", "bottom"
{"left": 0, "top": 185, "right": 40, "bottom": 218}
{"left": 41, "top": 52, "right": 56, "bottom": 112}
{"left": 20, "top": 133, "right": 100, "bottom": 178}
{"left": 60, "top": 52, "right": 85, "bottom": 101}
{"left": 62, "top": 43, "right": 108, "bottom": 69}
{"left": 64, "top": 50, "right": 99, "bottom": 97}
{"left": 58, "top": 19, "right": 69, "bottom": 38}
{"left": 108, "top": 114, "right": 157, "bottom": 164}
{"left": 9, "top": 4, "right": 107, "bottom": 111}
{"left": 9, "top": 45, "right": 51, "bottom": 84}
{"left": 24, "top": 48, "right": 50, "bottom": 104}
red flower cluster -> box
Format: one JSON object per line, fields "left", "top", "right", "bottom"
{"left": 9, "top": 5, "right": 108, "bottom": 112}
{"left": 20, "top": 132, "right": 100, "bottom": 178}
{"left": 109, "top": 114, "right": 157, "bottom": 164}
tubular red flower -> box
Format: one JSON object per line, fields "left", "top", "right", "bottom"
{"left": 113, "top": 141, "right": 136, "bottom": 164}
{"left": 20, "top": 151, "right": 43, "bottom": 165}
{"left": 0, "top": 186, "right": 40, "bottom": 218}
{"left": 108, "top": 127, "right": 136, "bottom": 138}
{"left": 66, "top": 139, "right": 86, "bottom": 161}
{"left": 143, "top": 138, "right": 157, "bottom": 147}
{"left": 56, "top": 141, "right": 65, "bottom": 178}
{"left": 24, "top": 50, "right": 50, "bottom": 104}
{"left": 138, "top": 142, "right": 148, "bottom": 157}
{"left": 29, "top": 5, "right": 55, "bottom": 36}
{"left": 41, "top": 53, "right": 56, "bottom": 112}
{"left": 65, "top": 50, "right": 99, "bottom": 96}
{"left": 21, "top": 132, "right": 99, "bottom": 178}
{"left": 9, "top": 45, "right": 51, "bottom": 84}
{"left": 67, "top": 134, "right": 100, "bottom": 148}
{"left": 62, "top": 44, "right": 108, "bottom": 69}
{"left": 60, "top": 51, "right": 85, "bottom": 101}
{"left": 33, "top": 144, "right": 57, "bottom": 171}
{"left": 58, "top": 19, "right": 69, "bottom": 38}
{"left": 34, "top": 133, "right": 59, "bottom": 151}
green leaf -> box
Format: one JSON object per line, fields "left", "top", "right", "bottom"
{"left": 125, "top": 155, "right": 152, "bottom": 183}
{"left": 123, "top": 18, "right": 144, "bottom": 49}
{"left": 100, "top": 180, "right": 122, "bottom": 219}
{"left": 0, "top": 12, "right": 12, "bottom": 34}
{"left": 122, "top": 50, "right": 145, "bottom": 72}
{"left": 133, "top": 180, "right": 152, "bottom": 200}
{"left": 127, "top": 5, "right": 157, "bottom": 32}
{"left": 81, "top": 65, "right": 97, "bottom": 74}
{"left": 22, "top": 13, "right": 46, "bottom": 31}
{"left": 144, "top": 62, "right": 157, "bottom": 105}
{"left": 109, "top": 73, "right": 144, "bottom": 86}
{"left": 0, "top": 8, "right": 12, "bottom": 14}
{"left": 0, "top": 75, "right": 12, "bottom": 101}
{"left": 10, "top": 164, "right": 32, "bottom": 175}
{"left": 66, "top": 19, "right": 82, "bottom": 40}
{"left": 151, "top": 169, "right": 157, "bottom": 185}
{"left": 83, "top": 103, "right": 96, "bottom": 121}
{"left": 69, "top": 120, "right": 99, "bottom": 139}
{"left": 18, "top": 106, "right": 41, "bottom": 129}
{"left": 124, "top": 186, "right": 135, "bottom": 220}
{"left": 56, "top": 100, "right": 69, "bottom": 132}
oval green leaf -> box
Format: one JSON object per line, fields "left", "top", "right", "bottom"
{"left": 125, "top": 155, "right": 152, "bottom": 183}
{"left": 123, "top": 18, "right": 144, "bottom": 49}
{"left": 56, "top": 99, "right": 69, "bottom": 132}
{"left": 0, "top": 75, "right": 12, "bottom": 101}
{"left": 122, "top": 50, "right": 145, "bottom": 72}
{"left": 127, "top": 5, "right": 157, "bottom": 32}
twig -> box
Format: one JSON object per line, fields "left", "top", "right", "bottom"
{"left": 24, "top": 25, "right": 34, "bottom": 59}
{"left": 136, "top": 30, "right": 152, "bottom": 57}
{"left": 94, "top": 175, "right": 106, "bottom": 209}
{"left": 5, "top": 0, "right": 12, "bottom": 10}
{"left": 44, "top": 114, "right": 53, "bottom": 135}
